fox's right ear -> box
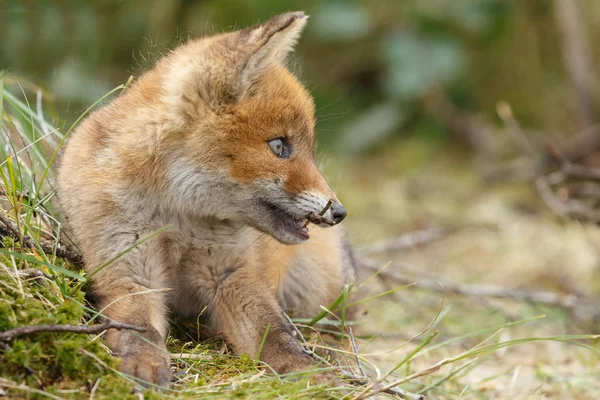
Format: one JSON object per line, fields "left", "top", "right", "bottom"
{"left": 229, "top": 12, "right": 308, "bottom": 97}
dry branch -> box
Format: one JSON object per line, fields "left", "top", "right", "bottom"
{"left": 0, "top": 213, "right": 83, "bottom": 266}
{"left": 171, "top": 353, "right": 212, "bottom": 360}
{"left": 561, "top": 182, "right": 600, "bottom": 199}
{"left": 498, "top": 102, "right": 600, "bottom": 225}
{"left": 9, "top": 268, "right": 54, "bottom": 281}
{"left": 356, "top": 228, "right": 446, "bottom": 256}
{"left": 360, "top": 258, "right": 588, "bottom": 310}
{"left": 552, "top": 125, "right": 600, "bottom": 161}
{"left": 0, "top": 321, "right": 146, "bottom": 341}
{"left": 559, "top": 161, "right": 600, "bottom": 181}
{"left": 535, "top": 177, "right": 600, "bottom": 222}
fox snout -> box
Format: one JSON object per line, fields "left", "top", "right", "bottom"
{"left": 291, "top": 190, "right": 346, "bottom": 227}
{"left": 252, "top": 184, "right": 346, "bottom": 245}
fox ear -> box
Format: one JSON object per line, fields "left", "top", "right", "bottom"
{"left": 233, "top": 12, "right": 308, "bottom": 94}
{"left": 161, "top": 12, "right": 308, "bottom": 118}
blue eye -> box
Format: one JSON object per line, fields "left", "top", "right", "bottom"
{"left": 268, "top": 138, "right": 290, "bottom": 158}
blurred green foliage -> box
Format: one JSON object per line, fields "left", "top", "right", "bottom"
{"left": 1, "top": 0, "right": 598, "bottom": 153}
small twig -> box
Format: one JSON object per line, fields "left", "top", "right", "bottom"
{"left": 537, "top": 162, "right": 600, "bottom": 223}
{"left": 282, "top": 312, "right": 331, "bottom": 366}
{"left": 356, "top": 228, "right": 446, "bottom": 256}
{"left": 3, "top": 268, "right": 54, "bottom": 283}
{"left": 320, "top": 199, "right": 333, "bottom": 216}
{"left": 562, "top": 182, "right": 600, "bottom": 199}
{"left": 385, "top": 386, "right": 426, "bottom": 400}
{"left": 0, "top": 213, "right": 83, "bottom": 266}
{"left": 0, "top": 321, "right": 146, "bottom": 341}
{"left": 347, "top": 326, "right": 367, "bottom": 378}
{"left": 356, "top": 358, "right": 452, "bottom": 399}
{"left": 552, "top": 124, "right": 600, "bottom": 161}
{"left": 560, "top": 161, "right": 600, "bottom": 181}
{"left": 89, "top": 378, "right": 100, "bottom": 400}
{"left": 344, "top": 372, "right": 425, "bottom": 400}
{"left": 171, "top": 353, "right": 212, "bottom": 360}
{"left": 283, "top": 312, "right": 309, "bottom": 344}
{"left": 303, "top": 199, "right": 334, "bottom": 228}
{"left": 535, "top": 178, "right": 600, "bottom": 222}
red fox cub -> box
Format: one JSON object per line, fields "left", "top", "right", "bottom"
{"left": 57, "top": 12, "right": 355, "bottom": 386}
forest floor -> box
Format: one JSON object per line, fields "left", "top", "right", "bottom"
{"left": 328, "top": 137, "right": 600, "bottom": 399}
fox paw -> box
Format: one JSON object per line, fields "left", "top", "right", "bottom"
{"left": 119, "top": 348, "right": 171, "bottom": 388}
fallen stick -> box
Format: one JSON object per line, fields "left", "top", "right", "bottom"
{"left": 535, "top": 178, "right": 600, "bottom": 222}
{"left": 356, "top": 357, "right": 452, "bottom": 399}
{"left": 360, "top": 258, "right": 588, "bottom": 310}
{"left": 0, "top": 321, "right": 146, "bottom": 340}
{"left": 552, "top": 125, "right": 600, "bottom": 161}
{"left": 171, "top": 353, "right": 212, "bottom": 360}
{"left": 345, "top": 373, "right": 425, "bottom": 400}
{"left": 559, "top": 161, "right": 600, "bottom": 181}
{"left": 0, "top": 213, "right": 83, "bottom": 266}
{"left": 4, "top": 268, "right": 54, "bottom": 282}
{"left": 356, "top": 228, "right": 446, "bottom": 256}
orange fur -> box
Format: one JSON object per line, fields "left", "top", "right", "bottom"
{"left": 57, "top": 12, "right": 355, "bottom": 387}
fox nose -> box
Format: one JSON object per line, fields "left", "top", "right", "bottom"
{"left": 330, "top": 202, "right": 347, "bottom": 224}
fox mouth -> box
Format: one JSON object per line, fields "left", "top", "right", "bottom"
{"left": 259, "top": 199, "right": 310, "bottom": 240}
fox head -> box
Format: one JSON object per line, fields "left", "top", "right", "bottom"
{"left": 146, "top": 12, "right": 345, "bottom": 244}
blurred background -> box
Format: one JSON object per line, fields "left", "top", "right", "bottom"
{"left": 3, "top": 0, "right": 599, "bottom": 148}
{"left": 2, "top": 1, "right": 600, "bottom": 398}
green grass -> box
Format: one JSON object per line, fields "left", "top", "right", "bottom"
{"left": 2, "top": 74, "right": 600, "bottom": 399}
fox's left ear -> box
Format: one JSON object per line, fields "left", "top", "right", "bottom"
{"left": 232, "top": 12, "right": 308, "bottom": 95}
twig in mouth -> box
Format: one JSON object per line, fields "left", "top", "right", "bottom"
{"left": 303, "top": 199, "right": 334, "bottom": 228}
{"left": 0, "top": 321, "right": 146, "bottom": 341}
{"left": 320, "top": 200, "right": 333, "bottom": 217}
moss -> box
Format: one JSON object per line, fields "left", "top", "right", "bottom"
{"left": 0, "top": 264, "right": 347, "bottom": 399}
{"left": 0, "top": 270, "right": 129, "bottom": 398}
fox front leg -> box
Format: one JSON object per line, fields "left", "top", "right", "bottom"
{"left": 211, "top": 267, "right": 316, "bottom": 374}
{"left": 95, "top": 278, "right": 171, "bottom": 387}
